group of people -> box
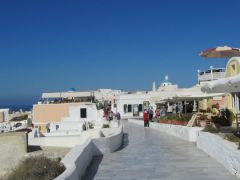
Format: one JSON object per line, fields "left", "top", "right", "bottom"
{"left": 156, "top": 106, "right": 167, "bottom": 117}
{"left": 143, "top": 108, "right": 154, "bottom": 127}
{"left": 104, "top": 110, "right": 121, "bottom": 121}
{"left": 143, "top": 106, "right": 168, "bottom": 127}
{"left": 103, "top": 108, "right": 121, "bottom": 127}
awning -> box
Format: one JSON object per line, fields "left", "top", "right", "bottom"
{"left": 201, "top": 74, "right": 240, "bottom": 93}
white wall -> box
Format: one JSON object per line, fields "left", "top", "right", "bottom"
{"left": 197, "top": 132, "right": 240, "bottom": 178}
{"left": 54, "top": 126, "right": 123, "bottom": 180}
{"left": 29, "top": 128, "right": 101, "bottom": 147}
{"left": 116, "top": 94, "right": 150, "bottom": 118}
{"left": 128, "top": 119, "right": 203, "bottom": 142}
{"left": 29, "top": 127, "right": 121, "bottom": 148}
{"left": 50, "top": 121, "right": 83, "bottom": 132}
{"left": 68, "top": 104, "right": 98, "bottom": 122}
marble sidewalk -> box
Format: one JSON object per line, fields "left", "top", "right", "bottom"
{"left": 83, "top": 120, "right": 237, "bottom": 180}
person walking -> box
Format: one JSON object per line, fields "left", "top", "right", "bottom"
{"left": 115, "top": 112, "right": 121, "bottom": 127}
{"left": 155, "top": 107, "right": 160, "bottom": 118}
{"left": 108, "top": 111, "right": 114, "bottom": 121}
{"left": 46, "top": 122, "right": 50, "bottom": 133}
{"left": 148, "top": 107, "right": 154, "bottom": 122}
{"left": 143, "top": 109, "right": 149, "bottom": 127}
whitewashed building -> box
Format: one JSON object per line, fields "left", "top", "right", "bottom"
{"left": 47, "top": 103, "right": 103, "bottom": 135}
{"left": 115, "top": 92, "right": 151, "bottom": 118}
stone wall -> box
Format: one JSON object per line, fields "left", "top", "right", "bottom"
{"left": 0, "top": 132, "right": 27, "bottom": 177}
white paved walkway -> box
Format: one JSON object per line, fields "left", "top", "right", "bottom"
{"left": 83, "top": 120, "right": 237, "bottom": 180}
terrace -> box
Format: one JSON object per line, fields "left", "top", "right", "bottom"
{"left": 198, "top": 67, "right": 226, "bottom": 84}
{"left": 39, "top": 91, "right": 95, "bottom": 104}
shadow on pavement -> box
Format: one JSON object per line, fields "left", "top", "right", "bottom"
{"left": 116, "top": 133, "right": 129, "bottom": 151}
{"left": 82, "top": 133, "right": 129, "bottom": 180}
{"left": 28, "top": 145, "right": 42, "bottom": 152}
{"left": 83, "top": 155, "right": 103, "bottom": 180}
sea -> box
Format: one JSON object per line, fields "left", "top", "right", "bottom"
{"left": 0, "top": 105, "right": 32, "bottom": 112}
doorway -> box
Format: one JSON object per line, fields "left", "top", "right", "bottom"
{"left": 133, "top": 104, "right": 139, "bottom": 117}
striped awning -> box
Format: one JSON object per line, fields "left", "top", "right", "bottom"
{"left": 199, "top": 46, "right": 240, "bottom": 58}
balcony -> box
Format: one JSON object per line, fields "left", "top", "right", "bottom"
{"left": 198, "top": 68, "right": 226, "bottom": 83}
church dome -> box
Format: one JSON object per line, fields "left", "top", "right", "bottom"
{"left": 68, "top": 88, "right": 76, "bottom": 92}
{"left": 161, "top": 76, "right": 172, "bottom": 86}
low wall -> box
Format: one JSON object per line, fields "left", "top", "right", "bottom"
{"left": 55, "top": 126, "right": 123, "bottom": 180}
{"left": 0, "top": 132, "right": 27, "bottom": 177}
{"left": 29, "top": 129, "right": 102, "bottom": 148}
{"left": 92, "top": 127, "right": 123, "bottom": 155}
{"left": 128, "top": 119, "right": 203, "bottom": 142}
{"left": 29, "top": 127, "right": 121, "bottom": 148}
{"left": 197, "top": 132, "right": 240, "bottom": 178}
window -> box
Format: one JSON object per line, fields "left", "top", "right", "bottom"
{"left": 138, "top": 104, "right": 143, "bottom": 112}
{"left": 80, "top": 108, "right": 87, "bottom": 118}
{"left": 128, "top": 104, "right": 132, "bottom": 112}
{"left": 231, "top": 64, "right": 236, "bottom": 76}
{"left": 124, "top": 104, "right": 127, "bottom": 113}
{"left": 213, "top": 69, "right": 224, "bottom": 72}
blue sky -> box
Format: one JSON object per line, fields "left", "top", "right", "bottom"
{"left": 0, "top": 0, "right": 240, "bottom": 106}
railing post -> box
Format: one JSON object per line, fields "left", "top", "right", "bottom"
{"left": 197, "top": 70, "right": 200, "bottom": 84}
{"left": 210, "top": 66, "right": 213, "bottom": 81}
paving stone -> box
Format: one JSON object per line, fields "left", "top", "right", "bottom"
{"left": 83, "top": 121, "right": 237, "bottom": 180}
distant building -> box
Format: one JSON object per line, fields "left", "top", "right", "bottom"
{"left": 33, "top": 88, "right": 123, "bottom": 132}
{"left": 0, "top": 109, "right": 9, "bottom": 123}
{"left": 115, "top": 76, "right": 198, "bottom": 118}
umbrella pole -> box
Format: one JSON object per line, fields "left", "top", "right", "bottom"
{"left": 198, "top": 98, "right": 199, "bottom": 113}
{"left": 184, "top": 100, "right": 187, "bottom": 114}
